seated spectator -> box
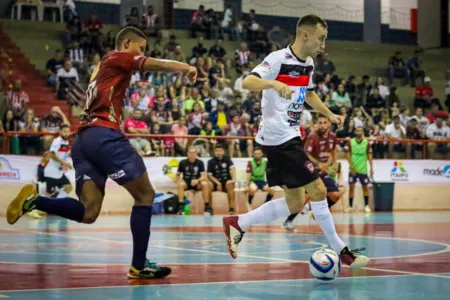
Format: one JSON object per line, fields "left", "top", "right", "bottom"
{"left": 406, "top": 118, "right": 424, "bottom": 159}
{"left": 6, "top": 79, "right": 29, "bottom": 120}
{"left": 444, "top": 70, "right": 450, "bottom": 112}
{"left": 200, "top": 121, "right": 218, "bottom": 155}
{"left": 41, "top": 106, "right": 69, "bottom": 150}
{"left": 388, "top": 51, "right": 407, "bottom": 85}
{"left": 188, "top": 102, "right": 206, "bottom": 135}
{"left": 86, "top": 53, "right": 100, "bottom": 80}
{"left": 228, "top": 95, "right": 244, "bottom": 119}
{"left": 170, "top": 98, "right": 183, "bottom": 121}
{"left": 365, "top": 87, "right": 385, "bottom": 111}
{"left": 209, "top": 100, "right": 229, "bottom": 131}
{"left": 150, "top": 72, "right": 168, "bottom": 87}
{"left": 56, "top": 59, "right": 79, "bottom": 100}
{"left": 164, "top": 34, "right": 179, "bottom": 55}
{"left": 125, "top": 110, "right": 153, "bottom": 156}
{"left": 226, "top": 115, "right": 250, "bottom": 158}
{"left": 151, "top": 96, "right": 173, "bottom": 132}
{"left": 169, "top": 78, "right": 186, "bottom": 100}
{"left": 204, "top": 88, "right": 220, "bottom": 113}
{"left": 123, "top": 7, "right": 140, "bottom": 27}
{"left": 46, "top": 49, "right": 64, "bottom": 86}
{"left": 332, "top": 84, "right": 352, "bottom": 109}
{"left": 141, "top": 5, "right": 161, "bottom": 38}
{"left": 149, "top": 42, "right": 163, "bottom": 58}
{"left": 385, "top": 115, "right": 406, "bottom": 157}
{"left": 190, "top": 5, "right": 205, "bottom": 38}
{"left": 235, "top": 42, "right": 251, "bottom": 74}
{"left": 192, "top": 36, "right": 208, "bottom": 59}
{"left": 234, "top": 70, "right": 250, "bottom": 100}
{"left": 85, "top": 12, "right": 103, "bottom": 54}
{"left": 248, "top": 100, "right": 262, "bottom": 124}
{"left": 407, "top": 49, "right": 422, "bottom": 87}
{"left": 184, "top": 87, "right": 205, "bottom": 112}
{"left": 371, "top": 77, "right": 389, "bottom": 100}
{"left": 351, "top": 108, "right": 365, "bottom": 128}
{"left": 386, "top": 85, "right": 401, "bottom": 107}
{"left": 131, "top": 81, "right": 152, "bottom": 114}
{"left": 194, "top": 56, "right": 209, "bottom": 86}
{"left": 355, "top": 75, "right": 371, "bottom": 107}
{"left": 316, "top": 53, "right": 336, "bottom": 76}
{"left": 215, "top": 80, "right": 234, "bottom": 105}
{"left": 267, "top": 26, "right": 286, "bottom": 49}
{"left": 220, "top": 4, "right": 233, "bottom": 38}
{"left": 412, "top": 107, "right": 429, "bottom": 134}
{"left": 345, "top": 75, "right": 357, "bottom": 103}
{"left": 426, "top": 116, "right": 450, "bottom": 158}
{"left": 171, "top": 116, "right": 188, "bottom": 155}
{"left": 316, "top": 73, "right": 333, "bottom": 99}
{"left": 334, "top": 107, "right": 353, "bottom": 146}
{"left": 62, "top": 16, "right": 82, "bottom": 48}
{"left": 398, "top": 105, "right": 411, "bottom": 128}
{"left": 168, "top": 45, "right": 186, "bottom": 63}
{"left": 66, "top": 40, "right": 84, "bottom": 72}
{"left": 243, "top": 91, "right": 260, "bottom": 113}
{"left": 414, "top": 76, "right": 434, "bottom": 109}
{"left": 209, "top": 58, "right": 227, "bottom": 87}
{"left": 150, "top": 123, "right": 164, "bottom": 156}
{"left": 2, "top": 110, "right": 17, "bottom": 132}
{"left": 209, "top": 39, "right": 226, "bottom": 60}
{"left": 203, "top": 8, "right": 221, "bottom": 40}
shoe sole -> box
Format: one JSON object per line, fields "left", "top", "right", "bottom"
{"left": 127, "top": 270, "right": 172, "bottom": 279}
{"left": 6, "top": 184, "right": 37, "bottom": 225}
{"left": 222, "top": 218, "right": 238, "bottom": 259}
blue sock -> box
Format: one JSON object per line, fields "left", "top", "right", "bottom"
{"left": 130, "top": 206, "right": 153, "bottom": 270}
{"left": 35, "top": 196, "right": 85, "bottom": 222}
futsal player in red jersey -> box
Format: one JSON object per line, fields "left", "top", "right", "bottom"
{"left": 283, "top": 116, "right": 345, "bottom": 230}
{"left": 6, "top": 27, "right": 197, "bottom": 279}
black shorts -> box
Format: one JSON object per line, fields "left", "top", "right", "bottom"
{"left": 321, "top": 175, "right": 339, "bottom": 193}
{"left": 212, "top": 179, "right": 231, "bottom": 192}
{"left": 263, "top": 138, "right": 319, "bottom": 189}
{"left": 349, "top": 173, "right": 370, "bottom": 186}
{"left": 45, "top": 174, "right": 70, "bottom": 194}
{"left": 250, "top": 180, "right": 267, "bottom": 190}
{"left": 184, "top": 179, "right": 201, "bottom": 191}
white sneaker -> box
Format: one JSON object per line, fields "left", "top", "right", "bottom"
{"left": 344, "top": 207, "right": 353, "bottom": 213}
{"left": 364, "top": 205, "right": 372, "bottom": 214}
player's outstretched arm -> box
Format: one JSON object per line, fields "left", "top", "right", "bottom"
{"left": 142, "top": 58, "right": 196, "bottom": 84}
{"left": 242, "top": 75, "right": 293, "bottom": 98}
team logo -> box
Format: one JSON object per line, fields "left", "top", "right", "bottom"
{"left": 305, "top": 162, "right": 315, "bottom": 173}
{"left": 0, "top": 157, "right": 20, "bottom": 180}
{"left": 390, "top": 161, "right": 408, "bottom": 181}
{"left": 162, "top": 158, "right": 180, "bottom": 182}
{"left": 108, "top": 170, "right": 125, "bottom": 180}
{"left": 259, "top": 61, "right": 271, "bottom": 69}
{"left": 222, "top": 163, "right": 227, "bottom": 168}
{"left": 285, "top": 53, "right": 293, "bottom": 59}
{"left": 289, "top": 71, "right": 300, "bottom": 78}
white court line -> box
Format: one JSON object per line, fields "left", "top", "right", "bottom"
{"left": 0, "top": 274, "right": 429, "bottom": 294}
{"left": 1, "top": 228, "right": 450, "bottom": 280}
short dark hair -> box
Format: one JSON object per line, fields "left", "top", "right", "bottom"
{"left": 297, "top": 14, "right": 327, "bottom": 29}
{"left": 60, "top": 124, "right": 70, "bottom": 130}
{"left": 215, "top": 144, "right": 225, "bottom": 150}
{"left": 115, "top": 26, "right": 147, "bottom": 50}
{"left": 253, "top": 147, "right": 263, "bottom": 152}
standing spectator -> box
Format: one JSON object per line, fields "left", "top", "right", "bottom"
{"left": 426, "top": 116, "right": 450, "bottom": 158}
{"left": 192, "top": 37, "right": 208, "bottom": 59}
{"left": 407, "top": 49, "right": 422, "bottom": 87}
{"left": 388, "top": 51, "right": 407, "bottom": 85}
{"left": 235, "top": 42, "right": 251, "bottom": 74}
{"left": 41, "top": 106, "right": 69, "bottom": 151}
{"left": 56, "top": 59, "right": 79, "bottom": 100}
{"left": 46, "top": 50, "right": 64, "bottom": 86}
{"left": 414, "top": 76, "right": 434, "bottom": 109}
{"left": 142, "top": 5, "right": 161, "bottom": 38}
{"left": 124, "top": 7, "right": 140, "bottom": 27}
{"left": 6, "top": 80, "right": 29, "bottom": 120}
{"left": 385, "top": 115, "right": 407, "bottom": 157}
{"left": 125, "top": 110, "right": 153, "bottom": 156}
{"left": 190, "top": 5, "right": 205, "bottom": 38}
{"left": 221, "top": 4, "right": 233, "bottom": 38}
{"left": 85, "top": 12, "right": 103, "bottom": 54}
{"left": 171, "top": 116, "right": 188, "bottom": 155}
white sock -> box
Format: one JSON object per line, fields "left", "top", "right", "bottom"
{"left": 238, "top": 197, "right": 290, "bottom": 231}
{"left": 310, "top": 199, "right": 346, "bottom": 253}
{"left": 57, "top": 190, "right": 67, "bottom": 198}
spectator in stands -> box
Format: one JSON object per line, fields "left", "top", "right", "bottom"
{"left": 188, "top": 102, "right": 205, "bottom": 135}
{"left": 41, "top": 106, "right": 69, "bottom": 150}
{"left": 169, "top": 78, "right": 186, "bottom": 100}
{"left": 169, "top": 98, "right": 183, "bottom": 121}
{"left": 130, "top": 81, "right": 152, "bottom": 114}
{"left": 209, "top": 58, "right": 227, "bottom": 87}
{"left": 245, "top": 9, "right": 260, "bottom": 35}
{"left": 355, "top": 75, "right": 371, "bottom": 107}
{"left": 85, "top": 12, "right": 103, "bottom": 54}
{"left": 200, "top": 120, "right": 217, "bottom": 155}
{"left": 414, "top": 76, "right": 435, "bottom": 109}
{"left": 209, "top": 100, "right": 228, "bottom": 131}
{"left": 221, "top": 4, "right": 233, "bottom": 39}
{"left": 406, "top": 118, "right": 424, "bottom": 159}
{"left": 215, "top": 80, "right": 234, "bottom": 105}
{"left": 426, "top": 116, "right": 450, "bottom": 158}
{"left": 267, "top": 26, "right": 286, "bottom": 50}
{"left": 248, "top": 100, "right": 262, "bottom": 124}
{"left": 150, "top": 123, "right": 163, "bottom": 156}
{"left": 17, "top": 108, "right": 41, "bottom": 154}
{"left": 63, "top": 16, "right": 82, "bottom": 48}
{"left": 351, "top": 108, "right": 365, "bottom": 128}
{"left": 192, "top": 37, "right": 208, "bottom": 59}
{"left": 316, "top": 73, "right": 333, "bottom": 99}
{"left": 332, "top": 84, "right": 351, "bottom": 109}
{"left": 345, "top": 75, "right": 357, "bottom": 104}
{"left": 46, "top": 49, "right": 64, "bottom": 86}
{"left": 149, "top": 42, "right": 163, "bottom": 58}
{"left": 66, "top": 40, "right": 84, "bottom": 72}
{"left": 365, "top": 87, "right": 385, "bottom": 111}
{"left": 124, "top": 7, "right": 140, "bottom": 27}
{"left": 56, "top": 59, "right": 79, "bottom": 100}
{"left": 226, "top": 115, "right": 245, "bottom": 157}
{"left": 407, "top": 49, "right": 422, "bottom": 87}
{"left": 204, "top": 88, "right": 219, "bottom": 113}
{"left": 385, "top": 115, "right": 406, "bottom": 158}
{"left": 316, "top": 53, "right": 336, "bottom": 77}
{"left": 191, "top": 5, "right": 205, "bottom": 38}
{"left": 398, "top": 105, "right": 411, "bottom": 128}
{"left": 168, "top": 45, "right": 186, "bottom": 63}
{"left": 386, "top": 85, "right": 401, "bottom": 107}
{"left": 151, "top": 72, "right": 168, "bottom": 87}
{"left": 228, "top": 95, "right": 244, "bottom": 119}
{"left": 194, "top": 56, "right": 209, "bottom": 86}
{"left": 444, "top": 70, "right": 450, "bottom": 112}
{"left": 2, "top": 110, "right": 17, "bottom": 132}
{"left": 235, "top": 42, "right": 251, "bottom": 74}
{"left": 171, "top": 116, "right": 188, "bottom": 155}
{"left": 209, "top": 39, "right": 226, "bottom": 60}
{"left": 142, "top": 5, "right": 161, "bottom": 39}
{"left": 372, "top": 77, "right": 389, "bottom": 100}
{"left": 184, "top": 87, "right": 205, "bottom": 113}
{"left": 86, "top": 53, "right": 100, "bottom": 80}
{"left": 203, "top": 8, "right": 221, "bottom": 40}
{"left": 412, "top": 107, "right": 429, "bottom": 134}
{"left": 164, "top": 34, "right": 179, "bottom": 55}
{"left": 6, "top": 79, "right": 29, "bottom": 120}
{"left": 151, "top": 96, "right": 173, "bottom": 132}
{"left": 335, "top": 106, "right": 353, "bottom": 145}
{"left": 233, "top": 18, "right": 248, "bottom": 42}
{"left": 234, "top": 70, "right": 250, "bottom": 100}
{"left": 388, "top": 51, "right": 407, "bottom": 85}
{"left": 125, "top": 110, "right": 152, "bottom": 157}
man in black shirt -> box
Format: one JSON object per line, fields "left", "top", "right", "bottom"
{"left": 45, "top": 49, "right": 64, "bottom": 86}
{"left": 209, "top": 39, "right": 226, "bottom": 59}
{"left": 176, "top": 146, "right": 211, "bottom": 215}
{"left": 207, "top": 144, "right": 236, "bottom": 214}
{"left": 191, "top": 36, "right": 208, "bottom": 59}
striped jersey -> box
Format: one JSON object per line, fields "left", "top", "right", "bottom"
{"left": 250, "top": 46, "right": 314, "bottom": 146}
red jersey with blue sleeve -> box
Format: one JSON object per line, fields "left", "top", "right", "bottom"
{"left": 78, "top": 51, "right": 147, "bottom": 131}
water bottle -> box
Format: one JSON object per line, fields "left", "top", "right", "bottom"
{"left": 184, "top": 203, "right": 191, "bottom": 215}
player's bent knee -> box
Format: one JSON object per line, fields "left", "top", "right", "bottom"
{"left": 64, "top": 184, "right": 73, "bottom": 194}
{"left": 307, "top": 180, "right": 327, "bottom": 201}
{"left": 328, "top": 192, "right": 341, "bottom": 202}
{"left": 200, "top": 181, "right": 208, "bottom": 189}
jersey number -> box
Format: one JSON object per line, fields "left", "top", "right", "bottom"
{"left": 85, "top": 80, "right": 97, "bottom": 110}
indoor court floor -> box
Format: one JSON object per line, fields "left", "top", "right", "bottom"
{"left": 0, "top": 212, "right": 449, "bottom": 299}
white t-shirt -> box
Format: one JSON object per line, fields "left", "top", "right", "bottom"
{"left": 385, "top": 123, "right": 406, "bottom": 139}
{"left": 426, "top": 123, "right": 450, "bottom": 140}
{"left": 44, "top": 136, "right": 70, "bottom": 179}
{"left": 251, "top": 46, "right": 314, "bottom": 146}
{"left": 300, "top": 109, "right": 312, "bottom": 127}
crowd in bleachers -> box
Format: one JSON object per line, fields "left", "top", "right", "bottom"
{"left": 1, "top": 3, "right": 450, "bottom": 159}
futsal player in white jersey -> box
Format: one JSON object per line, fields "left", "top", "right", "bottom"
{"left": 43, "top": 124, "right": 73, "bottom": 198}
{"left": 223, "top": 15, "right": 369, "bottom": 268}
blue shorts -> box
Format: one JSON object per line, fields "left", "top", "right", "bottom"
{"left": 71, "top": 127, "right": 147, "bottom": 197}
{"left": 348, "top": 173, "right": 370, "bottom": 186}
{"left": 321, "top": 175, "right": 339, "bottom": 193}
{"left": 251, "top": 180, "right": 267, "bottom": 190}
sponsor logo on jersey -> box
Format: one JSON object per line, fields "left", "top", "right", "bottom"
{"left": 285, "top": 53, "right": 293, "bottom": 59}
{"left": 296, "top": 86, "right": 308, "bottom": 103}
{"left": 260, "top": 61, "right": 271, "bottom": 69}
{"left": 289, "top": 71, "right": 300, "bottom": 78}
